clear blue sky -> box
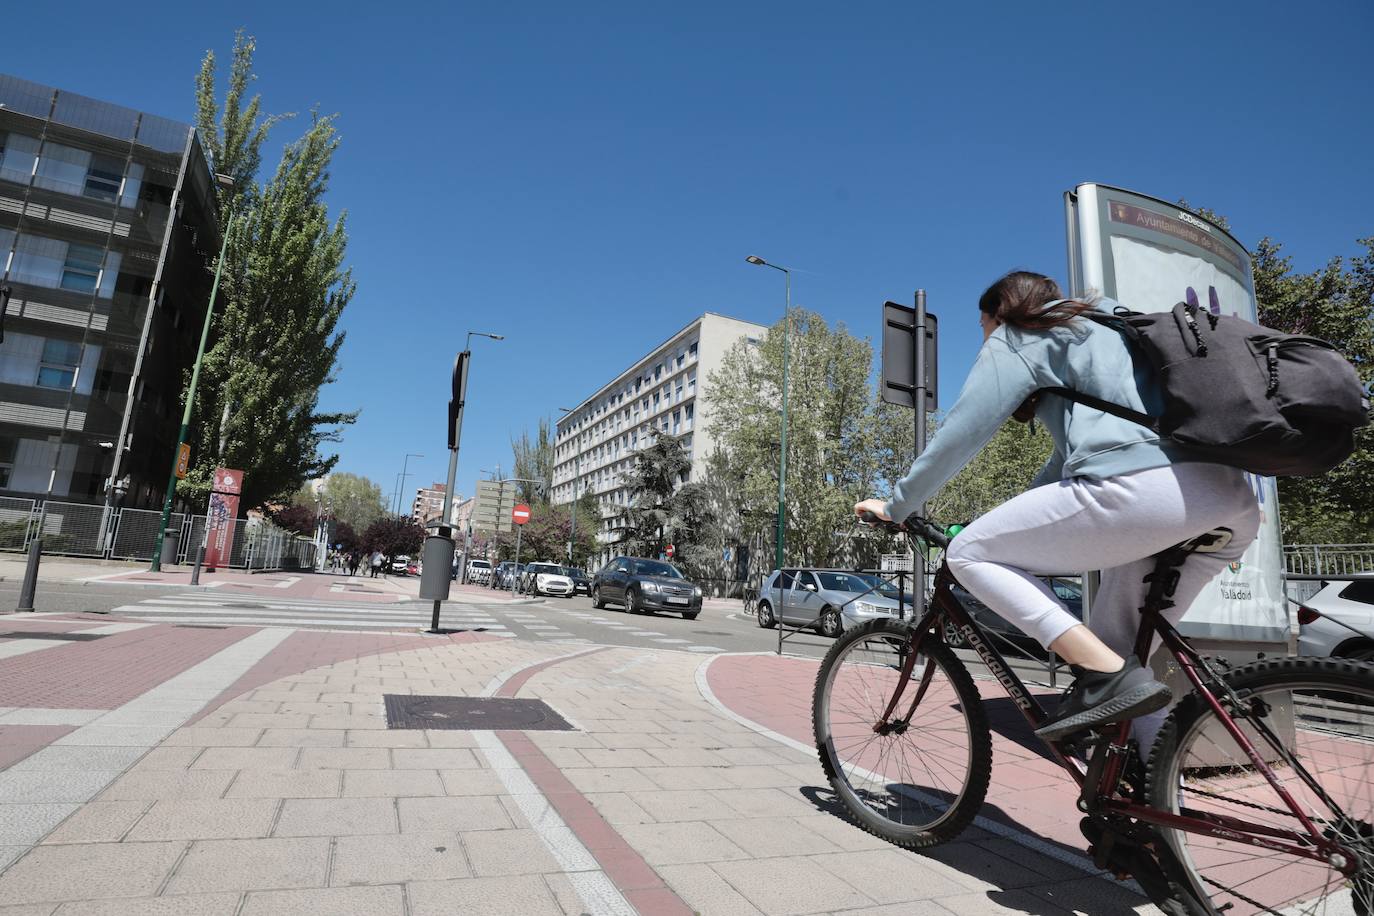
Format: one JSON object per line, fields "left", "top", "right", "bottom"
{"left": 9, "top": 1, "right": 1372, "bottom": 508}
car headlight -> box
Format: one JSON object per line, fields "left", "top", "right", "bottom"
{"left": 693, "top": 586, "right": 702, "bottom": 597}
{"left": 641, "top": 581, "right": 658, "bottom": 592}
{"left": 854, "top": 601, "right": 886, "bottom": 615}
{"left": 537, "top": 574, "right": 549, "bottom": 584}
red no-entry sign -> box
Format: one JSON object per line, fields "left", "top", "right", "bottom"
{"left": 512, "top": 504, "right": 531, "bottom": 526}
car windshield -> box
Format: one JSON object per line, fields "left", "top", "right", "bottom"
{"left": 817, "top": 572, "right": 884, "bottom": 595}
{"left": 632, "top": 560, "right": 682, "bottom": 578}
{"left": 529, "top": 564, "right": 560, "bottom": 575}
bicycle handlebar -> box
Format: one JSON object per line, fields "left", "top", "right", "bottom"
{"left": 856, "top": 510, "right": 951, "bottom": 549}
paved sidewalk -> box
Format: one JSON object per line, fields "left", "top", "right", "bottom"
{"left": 0, "top": 612, "right": 1155, "bottom": 915}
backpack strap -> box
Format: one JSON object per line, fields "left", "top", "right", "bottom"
{"left": 1035, "top": 386, "right": 1162, "bottom": 434}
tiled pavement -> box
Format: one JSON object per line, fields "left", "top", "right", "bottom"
{"left": 0, "top": 614, "right": 1156, "bottom": 915}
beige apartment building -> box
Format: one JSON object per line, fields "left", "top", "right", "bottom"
{"left": 552, "top": 312, "right": 767, "bottom": 554}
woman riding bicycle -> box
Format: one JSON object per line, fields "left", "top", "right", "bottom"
{"left": 854, "top": 270, "right": 1260, "bottom": 744}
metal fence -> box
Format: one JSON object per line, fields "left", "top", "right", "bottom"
{"left": 1283, "top": 544, "right": 1374, "bottom": 578}
{"left": 0, "top": 500, "right": 315, "bottom": 571}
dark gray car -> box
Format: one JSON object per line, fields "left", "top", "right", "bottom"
{"left": 592, "top": 556, "right": 702, "bottom": 619}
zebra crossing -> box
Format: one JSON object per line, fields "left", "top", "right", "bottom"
{"left": 104, "top": 593, "right": 726, "bottom": 653}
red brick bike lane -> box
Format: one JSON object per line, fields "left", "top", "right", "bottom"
{"left": 704, "top": 652, "right": 1094, "bottom": 855}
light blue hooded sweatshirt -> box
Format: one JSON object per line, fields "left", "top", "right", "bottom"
{"left": 884, "top": 299, "right": 1192, "bottom": 523}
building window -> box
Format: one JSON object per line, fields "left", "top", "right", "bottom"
{"left": 0, "top": 437, "right": 14, "bottom": 488}
{"left": 672, "top": 410, "right": 681, "bottom": 434}
{"left": 654, "top": 364, "right": 662, "bottom": 381}
{"left": 37, "top": 338, "right": 81, "bottom": 390}
{"left": 83, "top": 153, "right": 124, "bottom": 202}
{"left": 676, "top": 351, "right": 684, "bottom": 369}
{"left": 689, "top": 342, "right": 698, "bottom": 359}
{"left": 652, "top": 392, "right": 660, "bottom": 411}
{"left": 687, "top": 371, "right": 696, "bottom": 393}
{"left": 60, "top": 243, "right": 103, "bottom": 293}
{"left": 675, "top": 378, "right": 683, "bottom": 401}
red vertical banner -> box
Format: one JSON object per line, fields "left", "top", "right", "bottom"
{"left": 204, "top": 468, "right": 245, "bottom": 570}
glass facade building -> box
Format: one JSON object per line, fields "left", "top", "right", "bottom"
{"left": 0, "top": 74, "right": 219, "bottom": 510}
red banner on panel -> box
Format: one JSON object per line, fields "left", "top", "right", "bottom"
{"left": 204, "top": 467, "right": 245, "bottom": 570}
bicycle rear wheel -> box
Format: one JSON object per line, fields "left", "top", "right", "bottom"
{"left": 1146, "top": 657, "right": 1374, "bottom": 916}
{"left": 813, "top": 618, "right": 991, "bottom": 848}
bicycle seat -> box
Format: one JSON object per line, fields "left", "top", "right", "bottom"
{"left": 1172, "top": 527, "right": 1234, "bottom": 554}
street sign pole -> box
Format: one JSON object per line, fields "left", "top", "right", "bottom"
{"left": 912, "top": 289, "right": 929, "bottom": 620}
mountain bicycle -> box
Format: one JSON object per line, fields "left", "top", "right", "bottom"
{"left": 813, "top": 513, "right": 1373, "bottom": 916}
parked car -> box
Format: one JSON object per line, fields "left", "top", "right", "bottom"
{"left": 406, "top": 560, "right": 420, "bottom": 576}
{"left": 520, "top": 562, "right": 575, "bottom": 597}
{"left": 757, "top": 569, "right": 905, "bottom": 638}
{"left": 1297, "top": 580, "right": 1374, "bottom": 661}
{"left": 466, "top": 559, "right": 492, "bottom": 585}
{"left": 948, "top": 579, "right": 1083, "bottom": 655}
{"left": 566, "top": 567, "right": 591, "bottom": 596}
{"left": 592, "top": 557, "right": 702, "bottom": 619}
{"left": 390, "top": 555, "right": 411, "bottom": 575}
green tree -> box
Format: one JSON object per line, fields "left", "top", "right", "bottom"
{"left": 511, "top": 419, "right": 553, "bottom": 503}
{"left": 490, "top": 502, "right": 597, "bottom": 567}
{"left": 708, "top": 310, "right": 893, "bottom": 568}
{"left": 617, "top": 430, "right": 707, "bottom": 560}
{"left": 178, "top": 32, "right": 357, "bottom": 510}
{"left": 926, "top": 420, "right": 1054, "bottom": 524}
{"left": 315, "top": 473, "right": 386, "bottom": 532}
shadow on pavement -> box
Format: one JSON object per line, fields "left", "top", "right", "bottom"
{"left": 797, "top": 784, "right": 1149, "bottom": 916}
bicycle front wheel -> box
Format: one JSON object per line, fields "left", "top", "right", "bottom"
{"left": 1146, "top": 657, "right": 1374, "bottom": 916}
{"left": 813, "top": 618, "right": 991, "bottom": 848}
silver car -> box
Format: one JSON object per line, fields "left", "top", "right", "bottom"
{"left": 757, "top": 569, "right": 905, "bottom": 638}
{"left": 1297, "top": 580, "right": 1374, "bottom": 661}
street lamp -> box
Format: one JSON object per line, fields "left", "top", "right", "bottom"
{"left": 745, "top": 255, "right": 792, "bottom": 581}
{"left": 150, "top": 173, "right": 239, "bottom": 572}
{"left": 394, "top": 453, "right": 424, "bottom": 517}
{"left": 557, "top": 407, "right": 585, "bottom": 568}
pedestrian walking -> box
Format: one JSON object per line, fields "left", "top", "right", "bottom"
{"left": 369, "top": 550, "right": 383, "bottom": 579}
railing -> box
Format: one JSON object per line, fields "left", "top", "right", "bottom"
{"left": 0, "top": 500, "right": 315, "bottom": 571}
{"left": 1283, "top": 544, "right": 1374, "bottom": 578}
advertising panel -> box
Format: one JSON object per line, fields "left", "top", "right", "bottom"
{"left": 1065, "top": 184, "right": 1287, "bottom": 646}
{"left": 204, "top": 467, "right": 245, "bottom": 570}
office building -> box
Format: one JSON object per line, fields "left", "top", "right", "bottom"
{"left": 552, "top": 312, "right": 767, "bottom": 555}
{"left": 0, "top": 74, "right": 219, "bottom": 511}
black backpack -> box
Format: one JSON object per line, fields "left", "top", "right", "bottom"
{"left": 1039, "top": 302, "right": 1370, "bottom": 478}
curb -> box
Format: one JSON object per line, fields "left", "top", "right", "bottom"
{"left": 0, "top": 575, "right": 212, "bottom": 590}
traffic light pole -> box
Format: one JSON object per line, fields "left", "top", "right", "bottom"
{"left": 151, "top": 209, "right": 235, "bottom": 572}
{"left": 912, "top": 289, "right": 929, "bottom": 620}
{"left": 429, "top": 351, "right": 470, "bottom": 633}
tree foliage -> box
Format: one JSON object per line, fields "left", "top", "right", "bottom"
{"left": 489, "top": 501, "right": 597, "bottom": 568}
{"left": 269, "top": 503, "right": 317, "bottom": 536}
{"left": 179, "top": 32, "right": 357, "bottom": 510}
{"left": 310, "top": 472, "right": 386, "bottom": 532}
{"left": 360, "top": 517, "right": 424, "bottom": 560}
{"left": 511, "top": 419, "right": 554, "bottom": 504}
{"left": 926, "top": 420, "right": 1053, "bottom": 524}
{"left": 614, "top": 431, "right": 714, "bottom": 567}
{"left": 707, "top": 310, "right": 901, "bottom": 568}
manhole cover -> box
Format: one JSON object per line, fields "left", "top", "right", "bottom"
{"left": 0, "top": 631, "right": 106, "bottom": 642}
{"left": 383, "top": 695, "right": 574, "bottom": 731}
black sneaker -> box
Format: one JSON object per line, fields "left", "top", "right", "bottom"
{"left": 1035, "top": 659, "right": 1172, "bottom": 741}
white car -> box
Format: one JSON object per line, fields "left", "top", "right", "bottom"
{"left": 466, "top": 560, "right": 492, "bottom": 585}
{"left": 520, "top": 562, "right": 574, "bottom": 597}
{"left": 1297, "top": 580, "right": 1374, "bottom": 661}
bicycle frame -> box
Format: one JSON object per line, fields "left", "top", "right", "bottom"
{"left": 873, "top": 551, "right": 1356, "bottom": 875}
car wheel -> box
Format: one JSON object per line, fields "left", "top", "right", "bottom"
{"left": 943, "top": 618, "right": 968, "bottom": 648}
{"left": 628, "top": 588, "right": 643, "bottom": 614}
{"left": 757, "top": 601, "right": 776, "bottom": 629}
{"left": 683, "top": 612, "right": 699, "bottom": 621}
{"left": 1345, "top": 643, "right": 1374, "bottom": 663}
{"left": 818, "top": 606, "right": 842, "bottom": 639}
{"left": 592, "top": 586, "right": 605, "bottom": 610}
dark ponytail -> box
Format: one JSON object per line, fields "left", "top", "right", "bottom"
{"left": 978, "top": 270, "right": 1097, "bottom": 330}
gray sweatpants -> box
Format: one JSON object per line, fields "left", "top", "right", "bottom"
{"left": 945, "top": 463, "right": 1260, "bottom": 656}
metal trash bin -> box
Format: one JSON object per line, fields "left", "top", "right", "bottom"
{"left": 160, "top": 530, "right": 180, "bottom": 567}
